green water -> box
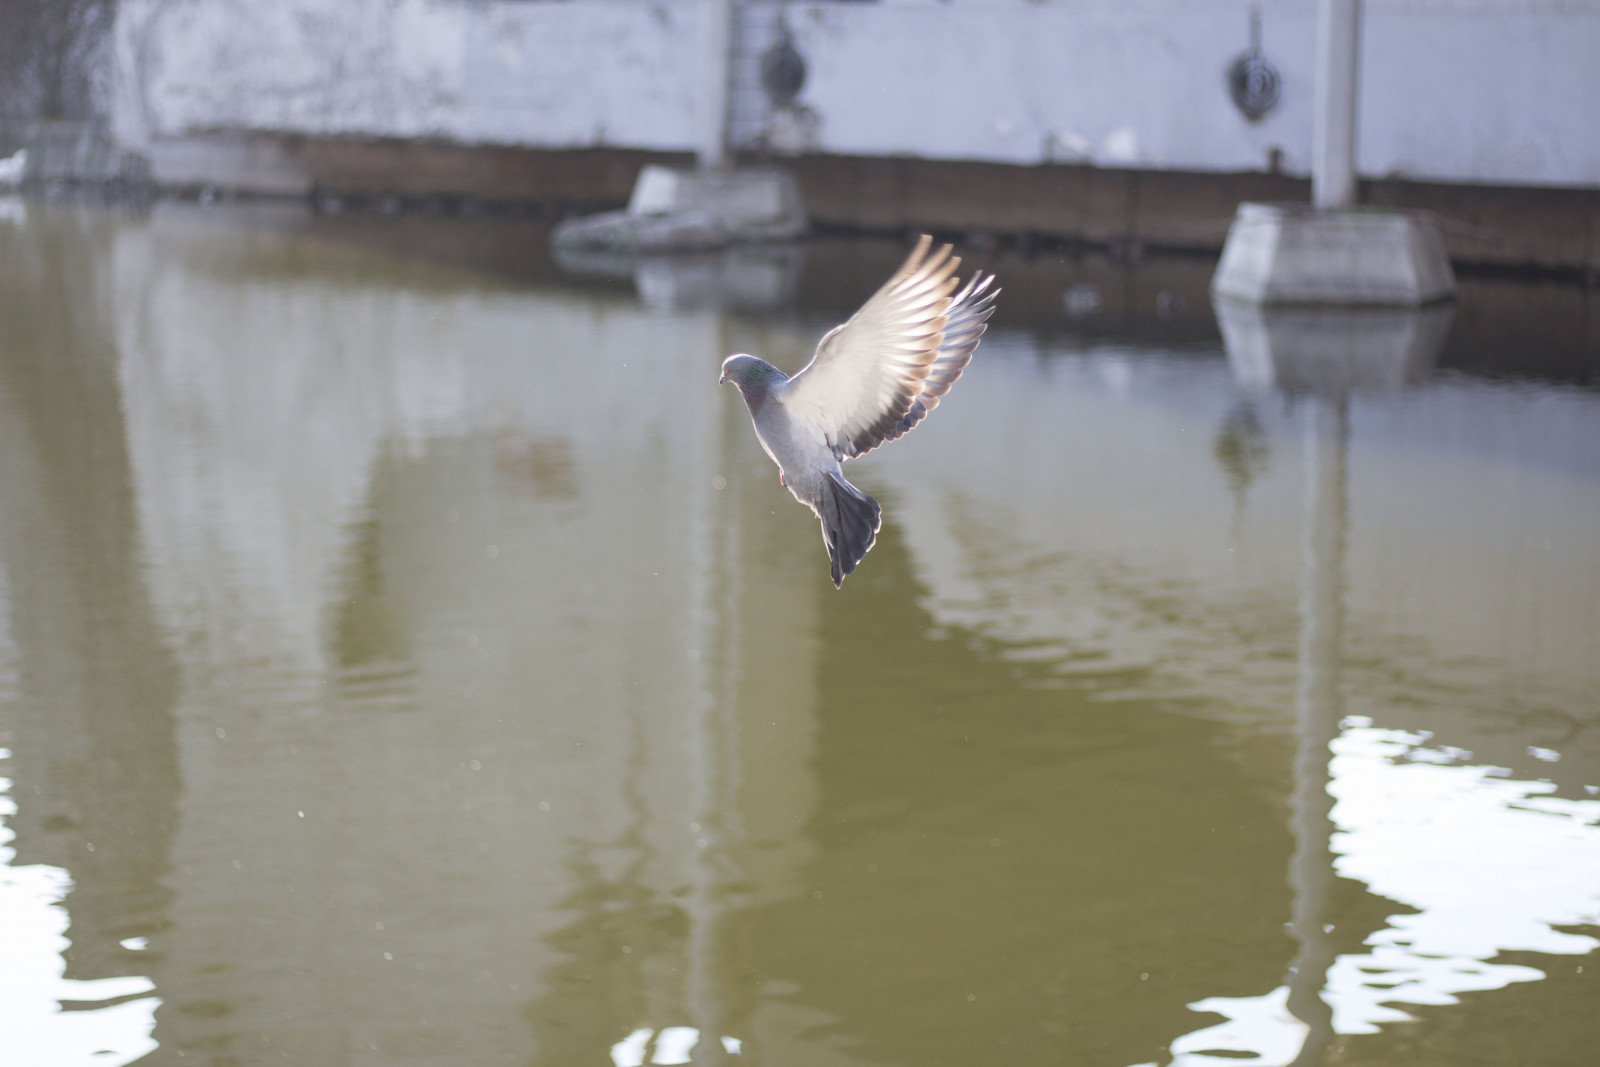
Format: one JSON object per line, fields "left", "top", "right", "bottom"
{"left": 0, "top": 200, "right": 1596, "bottom": 1066}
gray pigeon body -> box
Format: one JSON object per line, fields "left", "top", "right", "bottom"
{"left": 720, "top": 236, "right": 998, "bottom": 586}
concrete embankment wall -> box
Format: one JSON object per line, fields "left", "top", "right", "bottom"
{"left": 109, "top": 0, "right": 1600, "bottom": 273}
{"left": 138, "top": 135, "right": 1600, "bottom": 275}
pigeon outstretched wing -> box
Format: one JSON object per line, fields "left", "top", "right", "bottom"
{"left": 784, "top": 236, "right": 998, "bottom": 461}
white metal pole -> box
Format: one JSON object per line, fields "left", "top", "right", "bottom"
{"left": 700, "top": 0, "right": 734, "bottom": 170}
{"left": 1312, "top": 0, "right": 1362, "bottom": 210}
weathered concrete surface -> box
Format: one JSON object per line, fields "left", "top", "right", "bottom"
{"left": 2, "top": 122, "right": 148, "bottom": 184}
{"left": 137, "top": 131, "right": 308, "bottom": 194}
{"left": 127, "top": 134, "right": 1600, "bottom": 274}
{"left": 112, "top": 0, "right": 705, "bottom": 152}
{"left": 1211, "top": 202, "right": 1456, "bottom": 305}
{"left": 786, "top": 156, "right": 1600, "bottom": 276}
{"left": 303, "top": 141, "right": 691, "bottom": 206}
{"left": 108, "top": 0, "right": 1600, "bottom": 272}
{"left": 114, "top": 1, "right": 1600, "bottom": 189}
{"left": 783, "top": 153, "right": 1306, "bottom": 250}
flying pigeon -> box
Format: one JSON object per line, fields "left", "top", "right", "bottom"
{"left": 719, "top": 235, "right": 998, "bottom": 587}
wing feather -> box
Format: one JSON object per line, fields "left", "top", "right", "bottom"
{"left": 783, "top": 235, "right": 995, "bottom": 460}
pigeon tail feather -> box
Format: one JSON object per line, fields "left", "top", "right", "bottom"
{"left": 820, "top": 472, "right": 882, "bottom": 588}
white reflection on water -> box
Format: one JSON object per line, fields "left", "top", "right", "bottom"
{"left": 1166, "top": 727, "right": 1600, "bottom": 1065}
{"left": 1327, "top": 726, "right": 1600, "bottom": 1024}
{"left": 1164, "top": 987, "right": 1308, "bottom": 1067}
{"left": 0, "top": 558, "right": 158, "bottom": 1065}
{"left": 877, "top": 335, "right": 1599, "bottom": 1063}
{"left": 610, "top": 1026, "right": 743, "bottom": 1066}
{"left": 3, "top": 206, "right": 1597, "bottom": 1064}
{"left": 0, "top": 783, "right": 159, "bottom": 1065}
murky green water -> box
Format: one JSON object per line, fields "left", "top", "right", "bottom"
{"left": 1, "top": 199, "right": 1597, "bottom": 1067}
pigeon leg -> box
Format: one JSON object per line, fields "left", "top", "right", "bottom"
{"left": 779, "top": 469, "right": 787, "bottom": 487}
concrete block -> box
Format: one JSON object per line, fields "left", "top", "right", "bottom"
{"left": 628, "top": 166, "right": 792, "bottom": 226}
{"left": 1211, "top": 202, "right": 1456, "bottom": 306}
{"left": 554, "top": 165, "right": 806, "bottom": 252}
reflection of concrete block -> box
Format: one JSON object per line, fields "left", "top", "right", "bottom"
{"left": 554, "top": 165, "right": 806, "bottom": 252}
{"left": 1216, "top": 298, "right": 1455, "bottom": 394}
{"left": 553, "top": 242, "right": 805, "bottom": 310}
{"left": 633, "top": 245, "right": 804, "bottom": 310}
{"left": 1211, "top": 203, "right": 1456, "bottom": 306}
{"left": 556, "top": 241, "right": 806, "bottom": 308}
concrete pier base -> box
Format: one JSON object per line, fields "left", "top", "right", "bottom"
{"left": 1211, "top": 202, "right": 1456, "bottom": 306}
{"left": 552, "top": 165, "right": 805, "bottom": 252}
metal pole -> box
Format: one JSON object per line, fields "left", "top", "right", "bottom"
{"left": 1312, "top": 0, "right": 1362, "bottom": 210}
{"left": 700, "top": 0, "right": 734, "bottom": 170}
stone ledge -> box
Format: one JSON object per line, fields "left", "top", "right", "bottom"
{"left": 97, "top": 133, "right": 1600, "bottom": 274}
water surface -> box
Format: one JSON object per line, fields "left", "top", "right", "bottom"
{"left": 0, "top": 199, "right": 1596, "bottom": 1066}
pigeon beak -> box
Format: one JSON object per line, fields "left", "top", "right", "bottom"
{"left": 718, "top": 370, "right": 729, "bottom": 385}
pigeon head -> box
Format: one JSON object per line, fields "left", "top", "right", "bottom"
{"left": 719, "top": 354, "right": 787, "bottom": 411}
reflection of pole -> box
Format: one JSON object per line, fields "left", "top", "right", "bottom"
{"left": 0, "top": 207, "right": 181, "bottom": 998}
{"left": 1285, "top": 394, "right": 1347, "bottom": 1066}
{"left": 699, "top": 0, "right": 734, "bottom": 170}
{"left": 1312, "top": 0, "right": 1362, "bottom": 210}
{"left": 685, "top": 308, "right": 736, "bottom": 1064}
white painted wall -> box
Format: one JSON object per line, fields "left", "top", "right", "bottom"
{"left": 113, "top": 0, "right": 707, "bottom": 153}
{"left": 113, "top": 0, "right": 1600, "bottom": 189}
{"left": 792, "top": 0, "right": 1600, "bottom": 186}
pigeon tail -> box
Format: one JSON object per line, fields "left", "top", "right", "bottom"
{"left": 820, "top": 471, "right": 882, "bottom": 588}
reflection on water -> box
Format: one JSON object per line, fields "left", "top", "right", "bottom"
{"left": 611, "top": 1027, "right": 742, "bottom": 1066}
{"left": 1167, "top": 301, "right": 1598, "bottom": 1067}
{"left": 0, "top": 202, "right": 1596, "bottom": 1066}
{"left": 553, "top": 244, "right": 805, "bottom": 312}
